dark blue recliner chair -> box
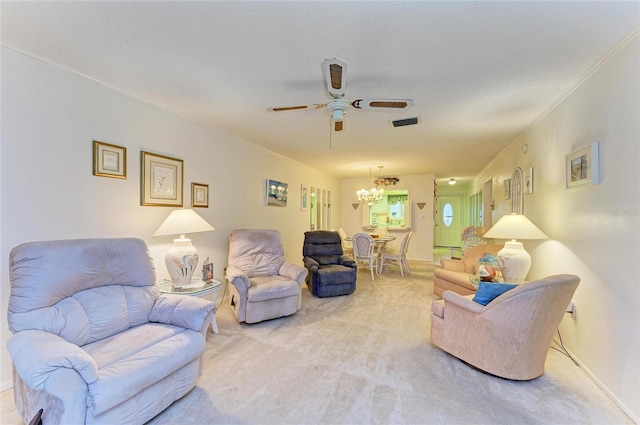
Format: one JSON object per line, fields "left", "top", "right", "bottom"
{"left": 302, "top": 231, "right": 357, "bottom": 297}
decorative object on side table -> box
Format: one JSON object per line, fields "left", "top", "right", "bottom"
{"left": 153, "top": 208, "right": 215, "bottom": 287}
{"left": 566, "top": 141, "right": 599, "bottom": 188}
{"left": 482, "top": 213, "right": 548, "bottom": 284}
{"left": 93, "top": 140, "right": 126, "bottom": 179}
{"left": 202, "top": 257, "right": 213, "bottom": 282}
{"left": 141, "top": 151, "right": 184, "bottom": 206}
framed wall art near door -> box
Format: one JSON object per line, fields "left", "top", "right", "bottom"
{"left": 140, "top": 151, "right": 183, "bottom": 206}
{"left": 566, "top": 142, "right": 599, "bottom": 188}
{"left": 93, "top": 140, "right": 126, "bottom": 179}
{"left": 191, "top": 182, "right": 209, "bottom": 208}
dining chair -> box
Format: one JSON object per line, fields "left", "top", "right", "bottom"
{"left": 351, "top": 232, "right": 377, "bottom": 280}
{"left": 371, "top": 227, "right": 389, "bottom": 237}
{"left": 338, "top": 227, "right": 354, "bottom": 258}
{"left": 380, "top": 231, "right": 413, "bottom": 276}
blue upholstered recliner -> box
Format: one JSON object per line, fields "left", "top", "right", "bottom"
{"left": 302, "top": 231, "right": 357, "bottom": 297}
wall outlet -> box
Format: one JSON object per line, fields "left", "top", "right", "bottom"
{"left": 567, "top": 300, "right": 577, "bottom": 319}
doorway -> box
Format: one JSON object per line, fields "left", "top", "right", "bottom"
{"left": 434, "top": 195, "right": 463, "bottom": 247}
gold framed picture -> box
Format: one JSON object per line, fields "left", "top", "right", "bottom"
{"left": 141, "top": 151, "right": 183, "bottom": 206}
{"left": 93, "top": 140, "right": 126, "bottom": 179}
{"left": 191, "top": 182, "right": 209, "bottom": 208}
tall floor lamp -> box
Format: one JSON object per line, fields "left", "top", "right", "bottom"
{"left": 483, "top": 213, "right": 548, "bottom": 283}
{"left": 153, "top": 209, "right": 215, "bottom": 287}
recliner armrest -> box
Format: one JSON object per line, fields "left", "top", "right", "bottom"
{"left": 339, "top": 255, "right": 356, "bottom": 268}
{"left": 303, "top": 256, "right": 320, "bottom": 272}
{"left": 227, "top": 265, "right": 251, "bottom": 290}
{"left": 7, "top": 330, "right": 99, "bottom": 390}
{"left": 149, "top": 294, "right": 215, "bottom": 332}
{"left": 280, "top": 262, "right": 308, "bottom": 284}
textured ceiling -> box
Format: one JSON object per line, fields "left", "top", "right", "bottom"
{"left": 2, "top": 1, "right": 639, "bottom": 180}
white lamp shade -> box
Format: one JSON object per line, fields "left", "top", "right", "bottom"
{"left": 483, "top": 213, "right": 547, "bottom": 284}
{"left": 153, "top": 209, "right": 215, "bottom": 286}
{"left": 482, "top": 213, "right": 548, "bottom": 241}
{"left": 153, "top": 209, "right": 215, "bottom": 238}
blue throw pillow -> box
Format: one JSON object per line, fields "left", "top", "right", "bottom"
{"left": 473, "top": 282, "right": 518, "bottom": 306}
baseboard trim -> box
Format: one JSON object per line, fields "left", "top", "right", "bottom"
{"left": 552, "top": 336, "right": 639, "bottom": 424}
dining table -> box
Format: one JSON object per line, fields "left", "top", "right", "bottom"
{"left": 345, "top": 234, "right": 396, "bottom": 273}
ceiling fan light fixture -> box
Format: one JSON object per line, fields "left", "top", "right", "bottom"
{"left": 332, "top": 109, "right": 344, "bottom": 122}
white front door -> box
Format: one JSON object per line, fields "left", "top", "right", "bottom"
{"left": 434, "top": 195, "right": 463, "bottom": 247}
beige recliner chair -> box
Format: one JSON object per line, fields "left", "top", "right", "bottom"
{"left": 226, "top": 229, "right": 307, "bottom": 324}
{"left": 7, "top": 238, "right": 215, "bottom": 424}
{"left": 433, "top": 244, "right": 502, "bottom": 297}
{"left": 430, "top": 274, "right": 580, "bottom": 380}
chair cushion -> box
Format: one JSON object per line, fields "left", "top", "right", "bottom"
{"left": 248, "top": 276, "right": 300, "bottom": 302}
{"left": 314, "top": 254, "right": 342, "bottom": 265}
{"left": 472, "top": 282, "right": 518, "bottom": 306}
{"left": 83, "top": 324, "right": 205, "bottom": 415}
{"left": 316, "top": 264, "right": 357, "bottom": 286}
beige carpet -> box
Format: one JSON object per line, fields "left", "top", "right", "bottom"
{"left": 0, "top": 262, "right": 632, "bottom": 424}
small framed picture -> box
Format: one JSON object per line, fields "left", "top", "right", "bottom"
{"left": 300, "top": 185, "right": 308, "bottom": 211}
{"left": 93, "top": 140, "right": 126, "bottom": 179}
{"left": 202, "top": 261, "right": 213, "bottom": 282}
{"left": 266, "top": 178, "right": 288, "bottom": 207}
{"left": 566, "top": 142, "right": 599, "bottom": 188}
{"left": 141, "top": 151, "right": 183, "bottom": 206}
{"left": 191, "top": 183, "right": 209, "bottom": 208}
{"left": 525, "top": 167, "right": 534, "bottom": 194}
{"left": 504, "top": 178, "right": 511, "bottom": 199}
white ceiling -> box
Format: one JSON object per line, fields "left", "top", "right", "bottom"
{"left": 2, "top": 1, "right": 639, "bottom": 180}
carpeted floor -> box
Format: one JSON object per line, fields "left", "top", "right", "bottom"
{"left": 0, "top": 261, "right": 632, "bottom": 424}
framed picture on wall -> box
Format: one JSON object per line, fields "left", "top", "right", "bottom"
{"left": 191, "top": 182, "right": 209, "bottom": 208}
{"left": 566, "top": 142, "right": 599, "bottom": 188}
{"left": 265, "top": 179, "right": 288, "bottom": 207}
{"left": 140, "top": 151, "right": 183, "bottom": 206}
{"left": 93, "top": 140, "right": 126, "bottom": 179}
{"left": 504, "top": 178, "right": 511, "bottom": 199}
{"left": 300, "top": 185, "right": 308, "bottom": 211}
{"left": 525, "top": 167, "right": 534, "bottom": 194}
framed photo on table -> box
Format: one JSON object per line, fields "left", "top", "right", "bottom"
{"left": 93, "top": 140, "right": 126, "bottom": 179}
{"left": 191, "top": 183, "right": 209, "bottom": 208}
{"left": 140, "top": 151, "right": 183, "bottom": 206}
{"left": 566, "top": 142, "right": 599, "bottom": 188}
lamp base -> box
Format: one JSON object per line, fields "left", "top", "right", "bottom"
{"left": 496, "top": 241, "right": 531, "bottom": 284}
{"left": 165, "top": 238, "right": 200, "bottom": 286}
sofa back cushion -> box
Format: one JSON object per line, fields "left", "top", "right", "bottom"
{"left": 8, "top": 238, "right": 157, "bottom": 346}
{"left": 303, "top": 231, "right": 343, "bottom": 265}
{"left": 228, "top": 229, "right": 285, "bottom": 278}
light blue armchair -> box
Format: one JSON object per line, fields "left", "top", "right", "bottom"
{"left": 7, "top": 238, "right": 215, "bottom": 425}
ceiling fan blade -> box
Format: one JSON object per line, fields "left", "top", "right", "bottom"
{"left": 268, "top": 104, "right": 324, "bottom": 112}
{"left": 334, "top": 120, "right": 343, "bottom": 131}
{"left": 351, "top": 99, "right": 414, "bottom": 110}
{"left": 323, "top": 58, "right": 347, "bottom": 97}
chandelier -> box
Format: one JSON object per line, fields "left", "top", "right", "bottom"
{"left": 356, "top": 166, "right": 385, "bottom": 206}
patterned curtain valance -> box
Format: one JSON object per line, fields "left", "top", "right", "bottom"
{"left": 387, "top": 195, "right": 408, "bottom": 204}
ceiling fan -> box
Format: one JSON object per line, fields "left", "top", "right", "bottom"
{"left": 268, "top": 58, "right": 414, "bottom": 131}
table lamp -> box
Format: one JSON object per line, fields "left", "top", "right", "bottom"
{"left": 152, "top": 208, "right": 215, "bottom": 287}
{"left": 482, "top": 213, "right": 548, "bottom": 283}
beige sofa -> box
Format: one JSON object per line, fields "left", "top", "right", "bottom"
{"left": 433, "top": 244, "right": 502, "bottom": 297}
{"left": 430, "top": 274, "right": 580, "bottom": 380}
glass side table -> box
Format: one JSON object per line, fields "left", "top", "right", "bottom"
{"left": 157, "top": 279, "right": 223, "bottom": 334}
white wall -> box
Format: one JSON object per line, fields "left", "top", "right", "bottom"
{"left": 340, "top": 174, "right": 435, "bottom": 261}
{"left": 474, "top": 34, "right": 639, "bottom": 420}
{"left": 0, "top": 47, "right": 339, "bottom": 390}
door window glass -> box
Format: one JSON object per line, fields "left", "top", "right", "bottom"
{"left": 442, "top": 203, "right": 453, "bottom": 227}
